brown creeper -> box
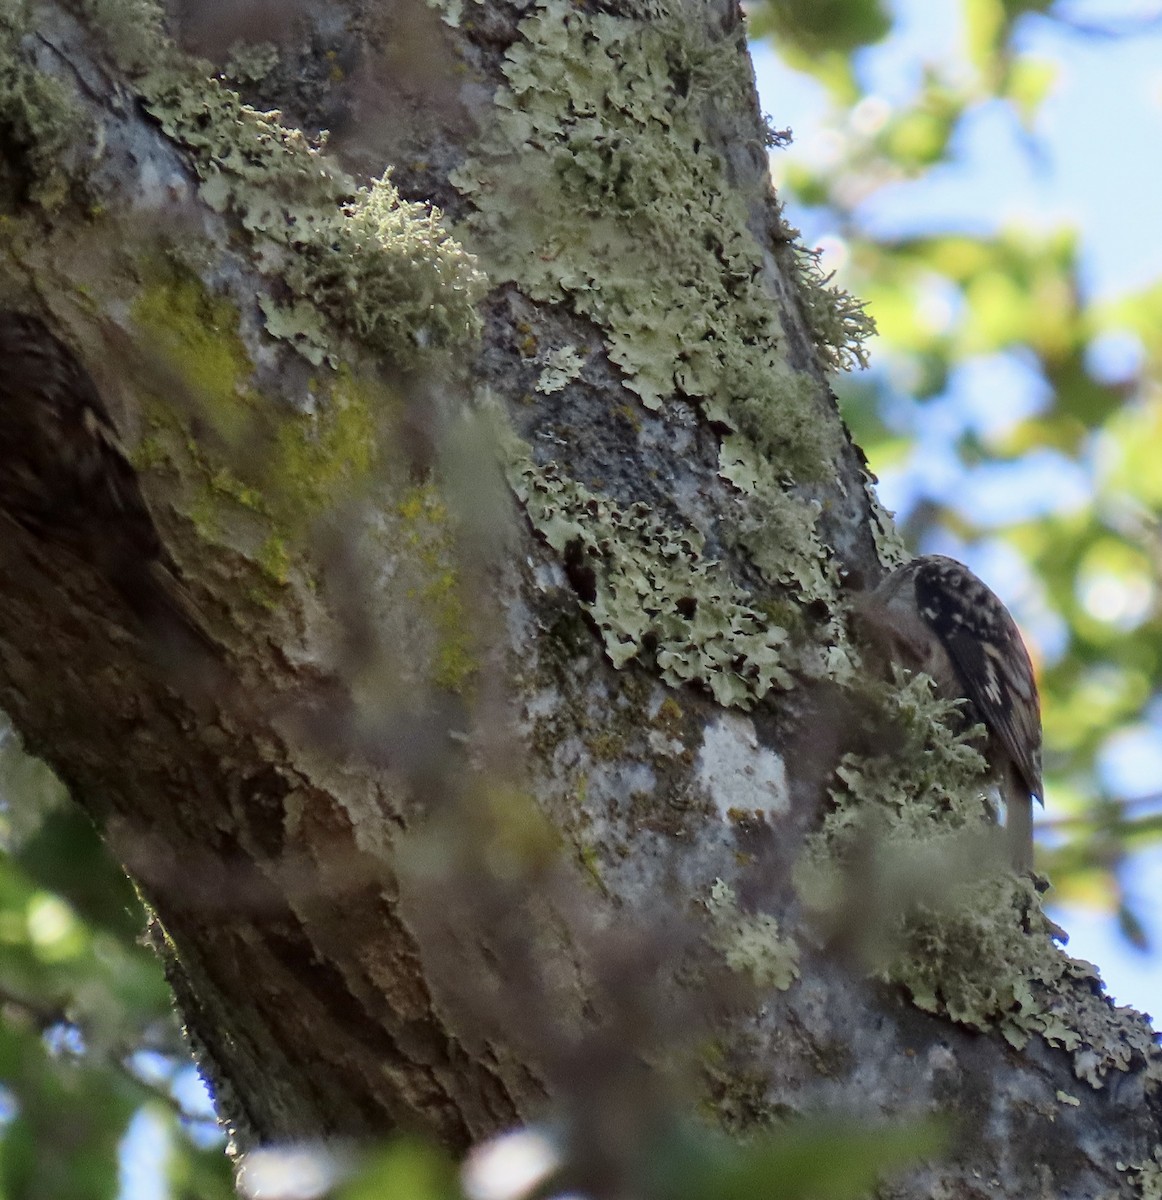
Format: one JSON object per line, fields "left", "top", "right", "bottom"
{"left": 0, "top": 311, "right": 212, "bottom": 653}
{"left": 854, "top": 555, "right": 1043, "bottom": 871}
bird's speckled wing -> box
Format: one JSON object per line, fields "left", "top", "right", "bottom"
{"left": 912, "top": 556, "right": 1043, "bottom": 803}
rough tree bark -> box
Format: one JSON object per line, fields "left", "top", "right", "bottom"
{"left": 0, "top": 0, "right": 1159, "bottom": 1195}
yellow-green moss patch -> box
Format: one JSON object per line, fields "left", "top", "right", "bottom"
{"left": 269, "top": 369, "right": 381, "bottom": 527}
{"left": 130, "top": 268, "right": 387, "bottom": 589}
{"left": 395, "top": 484, "right": 476, "bottom": 693}
{"left": 133, "top": 269, "right": 257, "bottom": 421}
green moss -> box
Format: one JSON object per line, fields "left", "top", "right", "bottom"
{"left": 575, "top": 841, "right": 607, "bottom": 892}
{"left": 133, "top": 270, "right": 256, "bottom": 422}
{"left": 211, "top": 468, "right": 266, "bottom": 512}
{"left": 130, "top": 432, "right": 170, "bottom": 473}
{"left": 589, "top": 729, "right": 628, "bottom": 760}
{"left": 132, "top": 264, "right": 270, "bottom": 525}
{"left": 257, "top": 535, "right": 292, "bottom": 587}
{"left": 130, "top": 265, "right": 265, "bottom": 549}
{"left": 701, "top": 1032, "right": 795, "bottom": 1133}
{"left": 269, "top": 368, "right": 380, "bottom": 525}
{"left": 0, "top": 8, "right": 87, "bottom": 211}
{"left": 395, "top": 484, "right": 476, "bottom": 693}
{"left": 467, "top": 782, "right": 563, "bottom": 877}
{"left": 130, "top": 267, "right": 389, "bottom": 594}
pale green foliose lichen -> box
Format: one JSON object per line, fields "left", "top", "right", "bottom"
{"left": 536, "top": 345, "right": 586, "bottom": 395}
{"left": 510, "top": 455, "right": 792, "bottom": 709}
{"left": 138, "top": 65, "right": 484, "bottom": 366}
{"left": 864, "top": 470, "right": 909, "bottom": 568}
{"left": 453, "top": 1, "right": 864, "bottom": 423}
{"left": 814, "top": 670, "right": 1162, "bottom": 1088}
{"left": 824, "top": 670, "right": 992, "bottom": 839}
{"left": 78, "top": 0, "right": 484, "bottom": 369}
{"left": 0, "top": 8, "right": 85, "bottom": 210}
{"left": 705, "top": 878, "right": 799, "bottom": 990}
{"left": 1120, "top": 1149, "right": 1162, "bottom": 1200}
{"left": 453, "top": 0, "right": 855, "bottom": 606}
{"left": 718, "top": 434, "right": 832, "bottom": 600}
{"left": 426, "top": 0, "right": 468, "bottom": 29}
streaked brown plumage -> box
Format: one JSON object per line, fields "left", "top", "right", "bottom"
{"left": 855, "top": 555, "right": 1042, "bottom": 870}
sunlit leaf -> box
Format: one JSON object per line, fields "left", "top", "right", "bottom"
{"left": 1003, "top": 55, "right": 1059, "bottom": 125}
{"left": 341, "top": 1138, "right": 459, "bottom": 1200}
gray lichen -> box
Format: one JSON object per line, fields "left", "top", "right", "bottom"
{"left": 454, "top": 0, "right": 862, "bottom": 699}
{"left": 706, "top": 878, "right": 799, "bottom": 991}
{"left": 138, "top": 67, "right": 484, "bottom": 366}
{"left": 810, "top": 670, "right": 1162, "bottom": 1089}
{"left": 511, "top": 454, "right": 791, "bottom": 708}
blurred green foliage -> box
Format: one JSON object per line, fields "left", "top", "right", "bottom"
{"left": 0, "top": 720, "right": 233, "bottom": 1200}
{"left": 749, "top": 0, "right": 892, "bottom": 59}
{"left": 652, "top": 1118, "right": 946, "bottom": 1200}
{"left": 242, "top": 1117, "right": 941, "bottom": 1200}
{"left": 753, "top": 0, "right": 1162, "bottom": 927}
{"left": 341, "top": 1138, "right": 460, "bottom": 1200}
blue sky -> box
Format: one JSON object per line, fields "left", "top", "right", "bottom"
{"left": 752, "top": 1, "right": 1162, "bottom": 1017}
{"left": 756, "top": 0, "right": 1162, "bottom": 299}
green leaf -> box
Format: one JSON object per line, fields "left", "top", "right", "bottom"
{"left": 753, "top": 0, "right": 891, "bottom": 62}
{"left": 341, "top": 1138, "right": 459, "bottom": 1200}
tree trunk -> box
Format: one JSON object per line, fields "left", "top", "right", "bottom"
{"left": 1, "top": 0, "right": 1159, "bottom": 1194}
